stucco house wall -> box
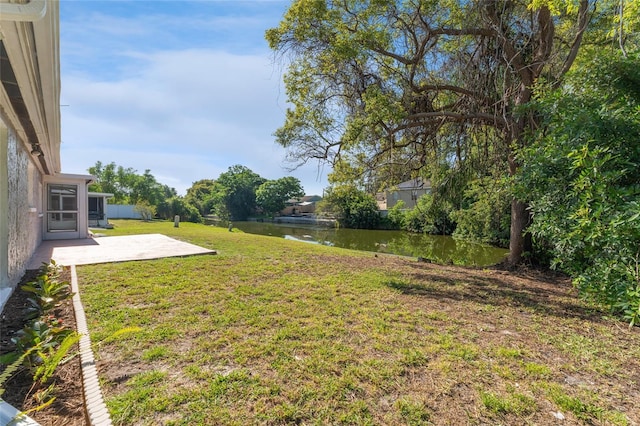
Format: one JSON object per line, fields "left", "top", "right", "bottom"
{"left": 6, "top": 124, "right": 42, "bottom": 285}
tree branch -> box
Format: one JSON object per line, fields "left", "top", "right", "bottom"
{"left": 394, "top": 111, "right": 508, "bottom": 132}
{"left": 557, "top": 0, "right": 590, "bottom": 79}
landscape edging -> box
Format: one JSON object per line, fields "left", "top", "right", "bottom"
{"left": 70, "top": 265, "right": 112, "bottom": 426}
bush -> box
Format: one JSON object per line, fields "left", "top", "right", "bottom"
{"left": 319, "top": 185, "right": 380, "bottom": 229}
{"left": 385, "top": 200, "right": 407, "bottom": 229}
{"left": 403, "top": 194, "right": 455, "bottom": 235}
{"left": 517, "top": 53, "right": 640, "bottom": 325}
{"left": 160, "top": 197, "right": 202, "bottom": 223}
{"left": 134, "top": 201, "right": 156, "bottom": 221}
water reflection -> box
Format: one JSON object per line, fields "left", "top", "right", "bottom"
{"left": 215, "top": 220, "right": 508, "bottom": 266}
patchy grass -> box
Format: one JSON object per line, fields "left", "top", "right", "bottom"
{"left": 78, "top": 220, "right": 640, "bottom": 425}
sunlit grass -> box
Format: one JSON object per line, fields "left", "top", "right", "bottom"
{"left": 77, "top": 220, "right": 640, "bottom": 425}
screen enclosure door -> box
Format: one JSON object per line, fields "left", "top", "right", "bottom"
{"left": 45, "top": 183, "right": 80, "bottom": 239}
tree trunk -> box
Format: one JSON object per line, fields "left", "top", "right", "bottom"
{"left": 506, "top": 136, "right": 531, "bottom": 266}
{"left": 508, "top": 199, "right": 530, "bottom": 266}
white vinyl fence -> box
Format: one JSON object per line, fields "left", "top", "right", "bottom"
{"left": 106, "top": 204, "right": 142, "bottom": 219}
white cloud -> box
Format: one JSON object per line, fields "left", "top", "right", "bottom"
{"left": 60, "top": 47, "right": 328, "bottom": 196}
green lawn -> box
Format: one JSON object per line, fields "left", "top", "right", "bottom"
{"left": 78, "top": 220, "right": 640, "bottom": 425}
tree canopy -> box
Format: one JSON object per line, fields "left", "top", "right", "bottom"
{"left": 267, "top": 0, "right": 598, "bottom": 264}
{"left": 210, "top": 165, "right": 267, "bottom": 221}
{"left": 88, "top": 161, "right": 176, "bottom": 206}
{"left": 185, "top": 179, "right": 217, "bottom": 217}
{"left": 256, "top": 177, "right": 305, "bottom": 217}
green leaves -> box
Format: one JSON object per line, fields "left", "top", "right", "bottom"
{"left": 319, "top": 185, "right": 380, "bottom": 229}
{"left": 256, "top": 177, "right": 305, "bottom": 217}
{"left": 22, "top": 264, "right": 74, "bottom": 317}
{"left": 214, "top": 165, "right": 266, "bottom": 221}
{"left": 517, "top": 53, "right": 640, "bottom": 325}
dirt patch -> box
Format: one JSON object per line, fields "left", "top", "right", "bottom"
{"left": 0, "top": 268, "right": 87, "bottom": 426}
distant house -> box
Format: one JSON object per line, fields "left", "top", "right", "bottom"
{"left": 280, "top": 195, "right": 322, "bottom": 216}
{"left": 0, "top": 1, "right": 95, "bottom": 310}
{"left": 379, "top": 178, "right": 432, "bottom": 210}
{"left": 88, "top": 192, "right": 114, "bottom": 227}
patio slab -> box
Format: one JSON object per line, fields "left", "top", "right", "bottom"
{"left": 27, "top": 233, "right": 216, "bottom": 269}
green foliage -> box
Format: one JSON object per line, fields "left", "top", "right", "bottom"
{"left": 184, "top": 179, "right": 217, "bottom": 216}
{"left": 268, "top": 0, "right": 598, "bottom": 263}
{"left": 0, "top": 261, "right": 141, "bottom": 413}
{"left": 0, "top": 346, "right": 37, "bottom": 398}
{"left": 157, "top": 197, "right": 202, "bottom": 223}
{"left": 319, "top": 185, "right": 380, "bottom": 229}
{"left": 88, "top": 161, "right": 176, "bottom": 207}
{"left": 0, "top": 262, "right": 78, "bottom": 411}
{"left": 134, "top": 201, "right": 156, "bottom": 221}
{"left": 212, "top": 165, "right": 266, "bottom": 221}
{"left": 21, "top": 262, "right": 73, "bottom": 318}
{"left": 8, "top": 317, "right": 74, "bottom": 368}
{"left": 385, "top": 200, "right": 407, "bottom": 230}
{"left": 256, "top": 177, "right": 305, "bottom": 217}
{"left": 517, "top": 53, "right": 640, "bottom": 324}
{"left": 404, "top": 194, "right": 455, "bottom": 235}
{"left": 33, "top": 332, "right": 81, "bottom": 385}
{"left": 451, "top": 176, "right": 511, "bottom": 247}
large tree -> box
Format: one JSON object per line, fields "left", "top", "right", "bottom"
{"left": 185, "top": 179, "right": 217, "bottom": 216}
{"left": 256, "top": 177, "right": 305, "bottom": 217}
{"left": 213, "top": 165, "right": 266, "bottom": 221}
{"left": 267, "top": 0, "right": 592, "bottom": 264}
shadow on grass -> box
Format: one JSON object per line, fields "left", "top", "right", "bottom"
{"left": 386, "top": 263, "right": 605, "bottom": 322}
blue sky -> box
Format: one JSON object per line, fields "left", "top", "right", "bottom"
{"left": 59, "top": 0, "right": 329, "bottom": 196}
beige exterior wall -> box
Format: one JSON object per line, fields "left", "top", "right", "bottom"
{"left": 0, "top": 122, "right": 8, "bottom": 308}
{"left": 0, "top": 119, "right": 43, "bottom": 309}
{"left": 7, "top": 125, "right": 42, "bottom": 282}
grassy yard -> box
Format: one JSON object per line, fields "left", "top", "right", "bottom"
{"left": 78, "top": 220, "right": 640, "bottom": 425}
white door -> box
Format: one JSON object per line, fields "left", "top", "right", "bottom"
{"left": 45, "top": 183, "right": 80, "bottom": 239}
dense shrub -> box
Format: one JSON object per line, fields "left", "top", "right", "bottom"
{"left": 385, "top": 200, "right": 407, "bottom": 230}
{"left": 162, "top": 197, "right": 203, "bottom": 223}
{"left": 319, "top": 185, "right": 380, "bottom": 229}
{"left": 403, "top": 194, "right": 455, "bottom": 235}
{"left": 517, "top": 53, "right": 640, "bottom": 325}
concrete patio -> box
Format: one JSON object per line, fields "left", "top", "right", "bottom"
{"left": 18, "top": 233, "right": 217, "bottom": 426}
{"left": 27, "top": 233, "right": 216, "bottom": 269}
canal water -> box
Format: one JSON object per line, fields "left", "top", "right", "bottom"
{"left": 214, "top": 220, "right": 508, "bottom": 266}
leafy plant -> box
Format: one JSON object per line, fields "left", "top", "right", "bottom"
{"left": 451, "top": 176, "right": 511, "bottom": 247}
{"left": 134, "top": 201, "right": 156, "bottom": 221}
{"left": 385, "top": 199, "right": 407, "bottom": 229}
{"left": 403, "top": 193, "right": 455, "bottom": 235}
{"left": 516, "top": 52, "right": 640, "bottom": 324}
{"left": 0, "top": 346, "right": 38, "bottom": 398}
{"left": 3, "top": 316, "right": 74, "bottom": 371}
{"left": 33, "top": 332, "right": 81, "bottom": 385}
{"left": 22, "top": 273, "right": 73, "bottom": 318}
